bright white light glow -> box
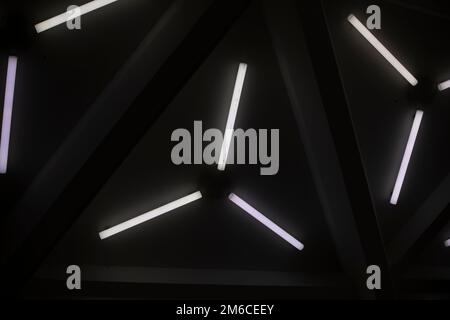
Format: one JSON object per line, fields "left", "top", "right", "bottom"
{"left": 445, "top": 239, "right": 450, "bottom": 248}
{"left": 390, "top": 110, "right": 423, "bottom": 205}
{"left": 35, "top": 0, "right": 119, "bottom": 33}
{"left": 218, "top": 63, "right": 247, "bottom": 171}
{"left": 438, "top": 80, "right": 450, "bottom": 91}
{"left": 99, "top": 191, "right": 202, "bottom": 240}
{"left": 228, "top": 193, "right": 304, "bottom": 251}
{"left": 0, "top": 56, "right": 18, "bottom": 174}
{"left": 347, "top": 14, "right": 418, "bottom": 86}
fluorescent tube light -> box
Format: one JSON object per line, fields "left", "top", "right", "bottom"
{"left": 445, "top": 239, "right": 450, "bottom": 248}
{"left": 0, "top": 56, "right": 18, "bottom": 174}
{"left": 438, "top": 80, "right": 450, "bottom": 91}
{"left": 228, "top": 193, "right": 304, "bottom": 251}
{"left": 35, "top": 0, "right": 119, "bottom": 33}
{"left": 347, "top": 14, "right": 418, "bottom": 86}
{"left": 390, "top": 110, "right": 423, "bottom": 205}
{"left": 218, "top": 63, "right": 247, "bottom": 171}
{"left": 99, "top": 191, "right": 202, "bottom": 240}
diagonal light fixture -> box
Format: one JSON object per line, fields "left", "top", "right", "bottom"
{"left": 35, "top": 0, "right": 120, "bottom": 33}
{"left": 218, "top": 62, "right": 247, "bottom": 171}
{"left": 99, "top": 62, "right": 303, "bottom": 255}
{"left": 347, "top": 14, "right": 418, "bottom": 86}
{"left": 438, "top": 80, "right": 450, "bottom": 92}
{"left": 229, "top": 193, "right": 304, "bottom": 251}
{"left": 99, "top": 191, "right": 202, "bottom": 240}
{"left": 347, "top": 14, "right": 433, "bottom": 205}
{"left": 390, "top": 110, "right": 423, "bottom": 205}
{"left": 0, "top": 56, "right": 18, "bottom": 174}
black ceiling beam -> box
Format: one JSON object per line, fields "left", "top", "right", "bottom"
{"left": 3, "top": 0, "right": 251, "bottom": 296}
{"left": 388, "top": 173, "right": 450, "bottom": 268}
{"left": 296, "top": 0, "right": 394, "bottom": 298}
{"left": 263, "top": 0, "right": 371, "bottom": 298}
{"left": 403, "top": 266, "right": 450, "bottom": 281}
{"left": 25, "top": 279, "right": 355, "bottom": 300}
{"left": 35, "top": 265, "right": 349, "bottom": 289}
{"left": 399, "top": 267, "right": 450, "bottom": 298}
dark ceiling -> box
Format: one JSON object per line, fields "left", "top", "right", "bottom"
{"left": 0, "top": 0, "right": 449, "bottom": 300}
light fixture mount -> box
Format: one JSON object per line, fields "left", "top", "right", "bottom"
{"left": 407, "top": 75, "right": 438, "bottom": 107}
{"left": 198, "top": 169, "right": 233, "bottom": 199}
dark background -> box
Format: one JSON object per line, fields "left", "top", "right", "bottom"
{"left": 0, "top": 0, "right": 449, "bottom": 299}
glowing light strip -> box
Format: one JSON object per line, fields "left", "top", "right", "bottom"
{"left": 99, "top": 191, "right": 202, "bottom": 240}
{"left": 390, "top": 110, "right": 423, "bottom": 205}
{"left": 445, "top": 239, "right": 450, "bottom": 248}
{"left": 35, "top": 0, "right": 119, "bottom": 33}
{"left": 438, "top": 80, "right": 450, "bottom": 91}
{"left": 0, "top": 56, "right": 18, "bottom": 174}
{"left": 218, "top": 63, "right": 247, "bottom": 171}
{"left": 229, "top": 193, "right": 304, "bottom": 251}
{"left": 347, "top": 14, "right": 418, "bottom": 86}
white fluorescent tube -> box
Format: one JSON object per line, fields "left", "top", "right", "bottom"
{"left": 438, "top": 80, "right": 450, "bottom": 91}
{"left": 347, "top": 14, "right": 418, "bottom": 86}
{"left": 0, "top": 56, "right": 18, "bottom": 174}
{"left": 390, "top": 110, "right": 423, "bottom": 205}
{"left": 229, "top": 193, "right": 304, "bottom": 251}
{"left": 35, "top": 0, "right": 119, "bottom": 33}
{"left": 218, "top": 63, "right": 247, "bottom": 171}
{"left": 99, "top": 191, "right": 202, "bottom": 240}
{"left": 445, "top": 239, "right": 450, "bottom": 248}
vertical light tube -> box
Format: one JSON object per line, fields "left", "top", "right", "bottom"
{"left": 347, "top": 14, "right": 418, "bottom": 86}
{"left": 0, "top": 56, "right": 18, "bottom": 174}
{"left": 445, "top": 239, "right": 450, "bottom": 248}
{"left": 390, "top": 110, "right": 423, "bottom": 205}
{"left": 217, "top": 63, "right": 247, "bottom": 171}
{"left": 229, "top": 193, "right": 304, "bottom": 251}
